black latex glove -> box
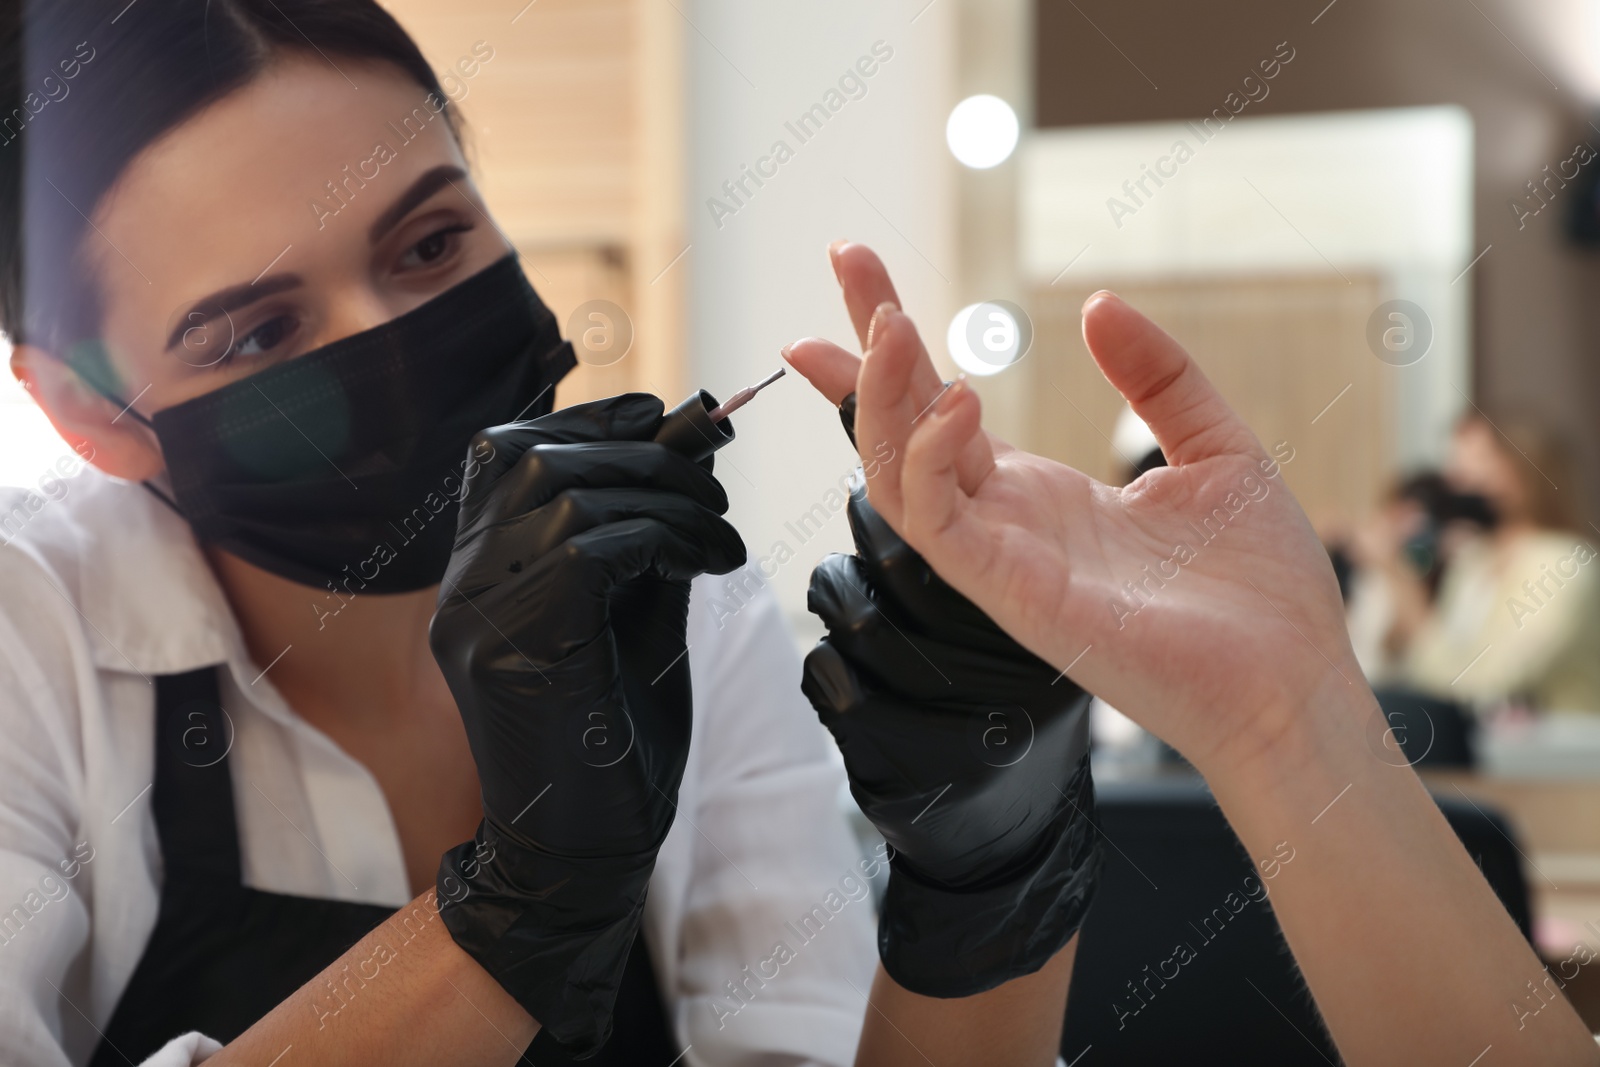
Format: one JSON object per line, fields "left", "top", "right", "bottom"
{"left": 803, "top": 468, "right": 1101, "bottom": 998}
{"left": 429, "top": 393, "right": 746, "bottom": 1053}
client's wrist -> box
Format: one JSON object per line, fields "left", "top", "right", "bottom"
{"left": 1201, "top": 664, "right": 1382, "bottom": 821}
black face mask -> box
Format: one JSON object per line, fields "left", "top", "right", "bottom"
{"left": 86, "top": 254, "right": 574, "bottom": 593}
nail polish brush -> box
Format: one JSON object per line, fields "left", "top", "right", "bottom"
{"left": 653, "top": 368, "right": 787, "bottom": 462}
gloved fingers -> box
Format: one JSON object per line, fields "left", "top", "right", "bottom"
{"left": 429, "top": 572, "right": 603, "bottom": 678}
{"left": 844, "top": 485, "right": 951, "bottom": 616}
{"left": 804, "top": 635, "right": 979, "bottom": 746}
{"left": 466, "top": 440, "right": 730, "bottom": 532}
{"left": 805, "top": 552, "right": 952, "bottom": 683}
{"left": 556, "top": 513, "right": 747, "bottom": 598}
{"left": 458, "top": 393, "right": 666, "bottom": 527}
{"left": 806, "top": 552, "right": 968, "bottom": 692}
{"left": 476, "top": 488, "right": 735, "bottom": 568}
{"left": 801, "top": 639, "right": 946, "bottom": 802}
{"left": 808, "top": 553, "right": 1060, "bottom": 703}
{"left": 844, "top": 487, "right": 1064, "bottom": 672}
{"left": 438, "top": 495, "right": 741, "bottom": 666}
{"left": 802, "top": 639, "right": 993, "bottom": 805}
{"left": 802, "top": 631, "right": 1095, "bottom": 887}
{"left": 805, "top": 553, "right": 893, "bottom": 649}
{"left": 800, "top": 638, "right": 872, "bottom": 720}
{"left": 442, "top": 487, "right": 734, "bottom": 605}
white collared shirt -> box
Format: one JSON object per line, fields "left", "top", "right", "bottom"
{"left": 0, "top": 470, "right": 876, "bottom": 1066}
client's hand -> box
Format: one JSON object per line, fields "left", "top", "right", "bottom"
{"left": 428, "top": 394, "right": 745, "bottom": 1053}
{"left": 785, "top": 243, "right": 1352, "bottom": 781}
{"left": 790, "top": 243, "right": 1600, "bottom": 1067}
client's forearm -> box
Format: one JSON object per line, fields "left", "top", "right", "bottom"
{"left": 206, "top": 890, "right": 537, "bottom": 1066}
{"left": 1208, "top": 677, "right": 1597, "bottom": 1066}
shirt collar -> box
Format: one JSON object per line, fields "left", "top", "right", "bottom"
{"left": 63, "top": 471, "right": 245, "bottom": 676}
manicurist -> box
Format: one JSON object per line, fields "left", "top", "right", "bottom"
{"left": 0, "top": 3, "right": 877, "bottom": 1063}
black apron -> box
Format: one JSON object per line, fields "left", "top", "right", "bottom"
{"left": 91, "top": 666, "right": 679, "bottom": 1066}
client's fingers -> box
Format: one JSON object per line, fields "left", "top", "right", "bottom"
{"left": 855, "top": 309, "right": 926, "bottom": 519}
{"left": 831, "top": 242, "right": 949, "bottom": 410}
{"left": 782, "top": 338, "right": 860, "bottom": 407}
{"left": 858, "top": 309, "right": 996, "bottom": 516}
{"left": 899, "top": 382, "right": 993, "bottom": 583}
{"left": 830, "top": 241, "right": 902, "bottom": 350}
{"left": 1081, "top": 292, "right": 1262, "bottom": 466}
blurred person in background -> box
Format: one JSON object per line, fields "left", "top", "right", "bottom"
{"left": 1400, "top": 412, "right": 1600, "bottom": 715}
{"left": 1338, "top": 471, "right": 1496, "bottom": 686}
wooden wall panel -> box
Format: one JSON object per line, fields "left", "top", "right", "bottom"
{"left": 385, "top": 0, "right": 635, "bottom": 243}
{"left": 1031, "top": 0, "right": 1600, "bottom": 530}
{"left": 516, "top": 244, "right": 636, "bottom": 407}
{"left": 1023, "top": 273, "right": 1392, "bottom": 530}
{"left": 383, "top": 0, "right": 685, "bottom": 406}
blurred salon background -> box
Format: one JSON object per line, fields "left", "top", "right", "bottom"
{"left": 8, "top": 0, "right": 1600, "bottom": 1056}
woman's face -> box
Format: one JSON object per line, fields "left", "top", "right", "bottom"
{"left": 77, "top": 53, "right": 509, "bottom": 432}
{"left": 1446, "top": 418, "right": 1526, "bottom": 523}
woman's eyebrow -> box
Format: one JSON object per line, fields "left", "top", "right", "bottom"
{"left": 367, "top": 164, "right": 470, "bottom": 245}
{"left": 165, "top": 274, "right": 304, "bottom": 351}
{"left": 161, "top": 166, "right": 472, "bottom": 352}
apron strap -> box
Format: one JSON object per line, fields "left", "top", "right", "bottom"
{"left": 153, "top": 666, "right": 242, "bottom": 883}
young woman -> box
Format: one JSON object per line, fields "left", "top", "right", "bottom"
{"left": 1401, "top": 413, "right": 1600, "bottom": 714}
{"left": 0, "top": 3, "right": 882, "bottom": 1063}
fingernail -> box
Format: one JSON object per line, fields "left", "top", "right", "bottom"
{"left": 828, "top": 240, "right": 849, "bottom": 285}
{"left": 780, "top": 342, "right": 795, "bottom": 363}
{"left": 1082, "top": 289, "right": 1118, "bottom": 313}
{"left": 935, "top": 379, "right": 967, "bottom": 416}
{"left": 866, "top": 302, "right": 896, "bottom": 350}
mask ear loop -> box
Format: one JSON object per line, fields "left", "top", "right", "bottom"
{"left": 64, "top": 356, "right": 185, "bottom": 516}
{"left": 136, "top": 473, "right": 183, "bottom": 518}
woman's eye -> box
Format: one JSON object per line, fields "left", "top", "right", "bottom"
{"left": 400, "top": 224, "right": 473, "bottom": 270}
{"left": 220, "top": 314, "right": 297, "bottom": 365}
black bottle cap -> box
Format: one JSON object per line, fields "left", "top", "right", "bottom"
{"left": 654, "top": 390, "right": 734, "bottom": 463}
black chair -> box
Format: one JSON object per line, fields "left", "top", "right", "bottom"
{"left": 1060, "top": 776, "right": 1530, "bottom": 1065}
{"left": 1372, "top": 687, "right": 1478, "bottom": 769}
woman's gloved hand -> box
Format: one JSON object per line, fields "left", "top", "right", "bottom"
{"left": 429, "top": 393, "right": 746, "bottom": 1053}
{"left": 803, "top": 476, "right": 1101, "bottom": 998}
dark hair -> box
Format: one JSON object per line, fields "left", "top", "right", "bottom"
{"left": 1454, "top": 410, "right": 1584, "bottom": 532}
{"left": 0, "top": 0, "right": 456, "bottom": 355}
